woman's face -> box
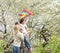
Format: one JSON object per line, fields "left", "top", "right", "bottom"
{"left": 21, "top": 18, "right": 26, "bottom": 24}
{"left": 22, "top": 16, "right": 29, "bottom": 24}
{"left": 23, "top": 16, "right": 29, "bottom": 23}
{"left": 22, "top": 19, "right": 26, "bottom": 24}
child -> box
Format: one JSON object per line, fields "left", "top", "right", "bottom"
{"left": 12, "top": 22, "right": 24, "bottom": 53}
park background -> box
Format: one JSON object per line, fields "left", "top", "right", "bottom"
{"left": 0, "top": 0, "right": 60, "bottom": 53}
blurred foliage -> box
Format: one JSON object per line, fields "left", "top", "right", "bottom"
{"left": 0, "top": 0, "right": 60, "bottom": 53}
{"left": 45, "top": 35, "right": 60, "bottom": 53}
{"left": 0, "top": 40, "right": 5, "bottom": 53}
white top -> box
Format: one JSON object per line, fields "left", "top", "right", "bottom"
{"left": 20, "top": 24, "right": 28, "bottom": 36}
{"left": 13, "top": 31, "right": 24, "bottom": 47}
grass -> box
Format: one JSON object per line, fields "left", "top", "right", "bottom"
{"left": 0, "top": 35, "right": 60, "bottom": 53}
{"left": 32, "top": 47, "right": 39, "bottom": 53}
{"left": 0, "top": 40, "right": 5, "bottom": 53}
{"left": 32, "top": 35, "right": 60, "bottom": 53}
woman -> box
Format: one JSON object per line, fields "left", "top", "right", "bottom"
{"left": 12, "top": 22, "right": 24, "bottom": 53}
{"left": 19, "top": 18, "right": 32, "bottom": 52}
{"left": 19, "top": 9, "right": 33, "bottom": 52}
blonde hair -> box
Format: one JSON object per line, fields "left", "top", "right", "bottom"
{"left": 14, "top": 26, "right": 18, "bottom": 35}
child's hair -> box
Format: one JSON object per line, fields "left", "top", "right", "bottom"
{"left": 14, "top": 26, "right": 18, "bottom": 30}
{"left": 14, "top": 26, "right": 18, "bottom": 35}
